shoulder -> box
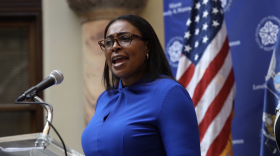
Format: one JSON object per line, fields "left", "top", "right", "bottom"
{"left": 156, "top": 79, "right": 195, "bottom": 122}
{"left": 152, "top": 78, "right": 193, "bottom": 107}
{"left": 152, "top": 77, "right": 177, "bottom": 86}
{"left": 97, "top": 91, "right": 107, "bottom": 102}
{"left": 143, "top": 77, "right": 191, "bottom": 103}
{"left": 95, "top": 89, "right": 118, "bottom": 109}
{"left": 98, "top": 88, "right": 119, "bottom": 99}
{"left": 152, "top": 78, "right": 187, "bottom": 94}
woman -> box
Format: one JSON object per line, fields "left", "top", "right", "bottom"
{"left": 81, "top": 14, "right": 201, "bottom": 156}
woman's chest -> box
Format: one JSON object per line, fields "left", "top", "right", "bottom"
{"left": 84, "top": 98, "right": 165, "bottom": 155}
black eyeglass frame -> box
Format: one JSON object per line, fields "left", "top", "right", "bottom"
{"left": 98, "top": 32, "right": 147, "bottom": 52}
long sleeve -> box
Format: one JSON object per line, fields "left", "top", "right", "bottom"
{"left": 82, "top": 78, "right": 201, "bottom": 156}
{"left": 157, "top": 85, "right": 201, "bottom": 156}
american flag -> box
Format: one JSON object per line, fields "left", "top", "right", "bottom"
{"left": 176, "top": 0, "right": 235, "bottom": 155}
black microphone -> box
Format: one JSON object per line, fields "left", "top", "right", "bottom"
{"left": 16, "top": 70, "right": 64, "bottom": 101}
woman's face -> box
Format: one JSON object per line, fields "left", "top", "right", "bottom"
{"left": 105, "top": 20, "right": 149, "bottom": 87}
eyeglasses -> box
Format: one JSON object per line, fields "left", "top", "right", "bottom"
{"left": 98, "top": 32, "right": 146, "bottom": 51}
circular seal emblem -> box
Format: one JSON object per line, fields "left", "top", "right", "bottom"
{"left": 166, "top": 36, "right": 184, "bottom": 68}
{"left": 221, "top": 0, "right": 232, "bottom": 12}
{"left": 255, "top": 16, "right": 280, "bottom": 51}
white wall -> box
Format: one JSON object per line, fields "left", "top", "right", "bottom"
{"left": 43, "top": 0, "right": 164, "bottom": 155}
{"left": 43, "top": 0, "right": 84, "bottom": 154}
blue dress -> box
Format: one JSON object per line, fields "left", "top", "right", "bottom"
{"left": 81, "top": 78, "right": 201, "bottom": 156}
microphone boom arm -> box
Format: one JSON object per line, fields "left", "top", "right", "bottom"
{"left": 33, "top": 96, "right": 53, "bottom": 135}
{"left": 15, "top": 95, "right": 54, "bottom": 148}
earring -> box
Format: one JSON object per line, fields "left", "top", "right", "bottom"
{"left": 146, "top": 53, "right": 149, "bottom": 60}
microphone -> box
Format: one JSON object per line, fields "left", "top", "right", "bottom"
{"left": 16, "top": 70, "right": 64, "bottom": 101}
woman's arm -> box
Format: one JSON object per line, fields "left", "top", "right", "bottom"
{"left": 157, "top": 85, "right": 201, "bottom": 156}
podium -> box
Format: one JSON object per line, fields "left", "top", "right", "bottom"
{"left": 0, "top": 94, "right": 84, "bottom": 156}
{"left": 0, "top": 133, "right": 83, "bottom": 156}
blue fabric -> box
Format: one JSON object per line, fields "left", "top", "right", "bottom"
{"left": 81, "top": 78, "right": 201, "bottom": 156}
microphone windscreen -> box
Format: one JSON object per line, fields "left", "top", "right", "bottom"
{"left": 50, "top": 70, "right": 64, "bottom": 84}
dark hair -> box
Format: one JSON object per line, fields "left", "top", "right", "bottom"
{"left": 102, "top": 14, "right": 175, "bottom": 91}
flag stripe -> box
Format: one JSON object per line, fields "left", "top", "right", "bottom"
{"left": 192, "top": 37, "right": 229, "bottom": 107}
{"left": 196, "top": 51, "right": 233, "bottom": 124}
{"left": 200, "top": 85, "right": 235, "bottom": 156}
{"left": 176, "top": 54, "right": 192, "bottom": 80}
{"left": 206, "top": 109, "right": 233, "bottom": 156}
{"left": 199, "top": 68, "right": 235, "bottom": 141}
{"left": 178, "top": 63, "right": 195, "bottom": 87}
{"left": 184, "top": 21, "right": 228, "bottom": 98}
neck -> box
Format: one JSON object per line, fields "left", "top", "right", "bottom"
{"left": 121, "top": 72, "right": 146, "bottom": 87}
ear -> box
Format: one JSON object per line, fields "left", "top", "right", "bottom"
{"left": 144, "top": 41, "right": 150, "bottom": 54}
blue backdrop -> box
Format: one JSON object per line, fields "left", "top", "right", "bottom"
{"left": 163, "top": 0, "right": 280, "bottom": 155}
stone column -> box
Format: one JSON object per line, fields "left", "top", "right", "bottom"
{"left": 67, "top": 0, "right": 148, "bottom": 124}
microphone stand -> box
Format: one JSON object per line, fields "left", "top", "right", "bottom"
{"left": 33, "top": 95, "right": 53, "bottom": 148}
{"left": 14, "top": 94, "right": 69, "bottom": 156}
